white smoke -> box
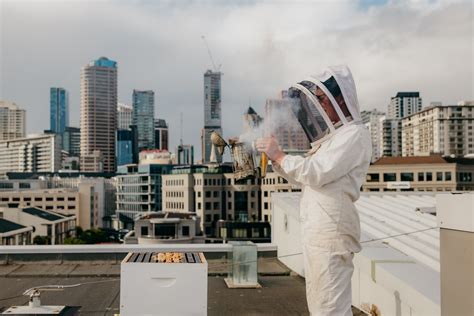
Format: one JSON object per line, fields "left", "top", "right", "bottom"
{"left": 239, "top": 96, "right": 302, "bottom": 145}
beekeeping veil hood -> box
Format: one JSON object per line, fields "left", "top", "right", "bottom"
{"left": 288, "top": 65, "right": 362, "bottom": 146}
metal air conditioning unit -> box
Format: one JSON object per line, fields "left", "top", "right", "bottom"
{"left": 120, "top": 252, "right": 207, "bottom": 315}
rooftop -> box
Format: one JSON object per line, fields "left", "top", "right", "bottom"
{"left": 372, "top": 155, "right": 474, "bottom": 165}
{"left": 22, "top": 207, "right": 65, "bottom": 222}
{"left": 0, "top": 218, "right": 26, "bottom": 234}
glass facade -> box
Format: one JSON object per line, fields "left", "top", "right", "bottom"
{"left": 50, "top": 87, "right": 69, "bottom": 134}
{"left": 116, "top": 129, "right": 137, "bottom": 166}
{"left": 132, "top": 90, "right": 155, "bottom": 150}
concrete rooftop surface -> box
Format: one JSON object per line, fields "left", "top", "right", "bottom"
{"left": 0, "top": 261, "right": 366, "bottom": 315}
{"left": 0, "top": 261, "right": 308, "bottom": 316}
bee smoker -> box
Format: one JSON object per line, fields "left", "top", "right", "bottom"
{"left": 210, "top": 131, "right": 267, "bottom": 184}
{"left": 228, "top": 139, "right": 268, "bottom": 184}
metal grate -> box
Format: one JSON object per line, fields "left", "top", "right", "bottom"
{"left": 125, "top": 252, "right": 203, "bottom": 263}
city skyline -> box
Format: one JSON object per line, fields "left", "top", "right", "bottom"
{"left": 1, "top": 0, "right": 473, "bottom": 160}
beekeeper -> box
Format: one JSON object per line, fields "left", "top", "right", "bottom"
{"left": 257, "top": 65, "right": 372, "bottom": 315}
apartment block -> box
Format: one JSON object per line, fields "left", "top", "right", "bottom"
{"left": 402, "top": 103, "right": 474, "bottom": 157}
{"left": 0, "top": 101, "right": 25, "bottom": 141}
{"left": 0, "top": 134, "right": 61, "bottom": 178}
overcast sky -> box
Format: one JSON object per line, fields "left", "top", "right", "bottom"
{"left": 1, "top": 0, "right": 473, "bottom": 160}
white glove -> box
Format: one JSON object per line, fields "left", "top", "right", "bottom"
{"left": 256, "top": 136, "right": 286, "bottom": 163}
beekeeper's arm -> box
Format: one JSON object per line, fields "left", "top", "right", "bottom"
{"left": 258, "top": 126, "right": 367, "bottom": 188}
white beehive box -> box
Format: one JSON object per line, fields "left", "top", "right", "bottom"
{"left": 120, "top": 252, "right": 208, "bottom": 316}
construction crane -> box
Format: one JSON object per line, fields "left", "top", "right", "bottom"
{"left": 201, "top": 35, "right": 221, "bottom": 72}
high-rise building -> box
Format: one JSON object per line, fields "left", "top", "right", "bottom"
{"left": 116, "top": 127, "right": 138, "bottom": 166}
{"left": 50, "top": 87, "right": 69, "bottom": 134}
{"left": 361, "top": 109, "right": 385, "bottom": 162}
{"left": 202, "top": 70, "right": 222, "bottom": 163}
{"left": 154, "top": 119, "right": 168, "bottom": 150}
{"left": 380, "top": 92, "right": 423, "bottom": 158}
{"left": 0, "top": 134, "right": 62, "bottom": 177}
{"left": 80, "top": 57, "right": 118, "bottom": 172}
{"left": 0, "top": 101, "right": 25, "bottom": 141}
{"left": 117, "top": 103, "right": 133, "bottom": 129}
{"left": 62, "top": 126, "right": 80, "bottom": 157}
{"left": 242, "top": 107, "right": 263, "bottom": 134}
{"left": 388, "top": 92, "right": 422, "bottom": 119}
{"left": 264, "top": 96, "right": 310, "bottom": 151}
{"left": 380, "top": 118, "right": 402, "bottom": 157}
{"left": 402, "top": 102, "right": 474, "bottom": 157}
{"left": 177, "top": 145, "right": 194, "bottom": 165}
{"left": 132, "top": 90, "right": 155, "bottom": 151}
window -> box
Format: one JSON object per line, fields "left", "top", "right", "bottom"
{"left": 213, "top": 191, "right": 218, "bottom": 198}
{"left": 383, "top": 173, "right": 397, "bottom": 182}
{"left": 141, "top": 226, "right": 149, "bottom": 236}
{"left": 205, "top": 214, "right": 212, "bottom": 222}
{"left": 197, "top": 191, "right": 201, "bottom": 198}
{"left": 19, "top": 183, "right": 30, "bottom": 189}
{"left": 213, "top": 202, "right": 219, "bottom": 210}
{"left": 264, "top": 191, "right": 268, "bottom": 197}
{"left": 400, "top": 173, "right": 414, "bottom": 181}
{"left": 213, "top": 214, "right": 219, "bottom": 221}
{"left": 418, "top": 173, "right": 424, "bottom": 181}
{"left": 46, "top": 197, "right": 54, "bottom": 201}
{"left": 366, "top": 173, "right": 380, "bottom": 182}
{"left": 458, "top": 172, "right": 472, "bottom": 182}
{"left": 426, "top": 172, "right": 432, "bottom": 181}
{"left": 264, "top": 202, "right": 269, "bottom": 210}
{"left": 205, "top": 191, "right": 211, "bottom": 198}
{"left": 228, "top": 202, "right": 232, "bottom": 209}
{"left": 227, "top": 191, "right": 231, "bottom": 197}
{"left": 436, "top": 172, "right": 443, "bottom": 181}
{"left": 251, "top": 191, "right": 255, "bottom": 197}
{"left": 182, "top": 226, "right": 190, "bottom": 236}
{"left": 445, "top": 172, "right": 452, "bottom": 181}
{"left": 205, "top": 202, "right": 211, "bottom": 210}
{"left": 198, "top": 202, "right": 201, "bottom": 210}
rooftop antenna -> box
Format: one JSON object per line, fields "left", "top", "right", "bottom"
{"left": 201, "top": 35, "right": 221, "bottom": 72}
{"left": 180, "top": 112, "right": 183, "bottom": 146}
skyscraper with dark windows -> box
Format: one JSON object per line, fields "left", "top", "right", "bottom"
{"left": 154, "top": 119, "right": 168, "bottom": 151}
{"left": 132, "top": 90, "right": 155, "bottom": 151}
{"left": 201, "top": 70, "right": 222, "bottom": 163}
{"left": 50, "top": 87, "right": 69, "bottom": 134}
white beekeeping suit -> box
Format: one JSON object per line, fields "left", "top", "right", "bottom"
{"left": 260, "top": 65, "right": 371, "bottom": 315}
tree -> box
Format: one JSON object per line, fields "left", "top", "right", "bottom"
{"left": 33, "top": 235, "right": 50, "bottom": 245}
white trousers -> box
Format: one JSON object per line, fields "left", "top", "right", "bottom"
{"left": 302, "top": 241, "right": 354, "bottom": 316}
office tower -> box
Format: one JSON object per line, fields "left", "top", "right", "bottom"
{"left": 62, "top": 126, "right": 80, "bottom": 157}
{"left": 177, "top": 145, "right": 194, "bottom": 165}
{"left": 0, "top": 101, "right": 25, "bottom": 141}
{"left": 132, "top": 90, "right": 155, "bottom": 151}
{"left": 117, "top": 103, "right": 133, "bottom": 129}
{"left": 116, "top": 126, "right": 138, "bottom": 166}
{"left": 50, "top": 87, "right": 69, "bottom": 134}
{"left": 402, "top": 102, "right": 474, "bottom": 157}
{"left": 80, "top": 57, "right": 118, "bottom": 172}
{"left": 154, "top": 119, "right": 168, "bottom": 150}
{"left": 242, "top": 107, "right": 263, "bottom": 134}
{"left": 202, "top": 70, "right": 222, "bottom": 163}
